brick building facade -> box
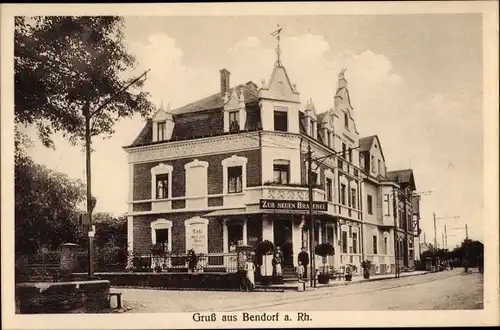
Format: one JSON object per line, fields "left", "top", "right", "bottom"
{"left": 124, "top": 51, "right": 421, "bottom": 274}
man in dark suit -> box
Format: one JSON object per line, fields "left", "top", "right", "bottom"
{"left": 298, "top": 247, "right": 310, "bottom": 279}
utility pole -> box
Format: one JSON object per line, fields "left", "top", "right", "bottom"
{"left": 307, "top": 141, "right": 316, "bottom": 288}
{"left": 392, "top": 186, "right": 399, "bottom": 278}
{"left": 83, "top": 69, "right": 150, "bottom": 278}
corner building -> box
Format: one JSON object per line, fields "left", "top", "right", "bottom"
{"left": 124, "top": 54, "right": 416, "bottom": 275}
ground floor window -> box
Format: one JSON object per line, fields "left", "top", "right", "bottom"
{"left": 155, "top": 229, "right": 169, "bottom": 252}
{"left": 353, "top": 232, "right": 358, "bottom": 253}
{"left": 227, "top": 223, "right": 243, "bottom": 251}
{"left": 342, "top": 231, "right": 348, "bottom": 253}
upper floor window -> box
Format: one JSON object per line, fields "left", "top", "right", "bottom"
{"left": 310, "top": 119, "right": 316, "bottom": 138}
{"left": 342, "top": 143, "right": 347, "bottom": 159}
{"left": 326, "top": 178, "right": 333, "bottom": 202}
{"left": 367, "top": 194, "right": 373, "bottom": 214}
{"left": 274, "top": 109, "right": 288, "bottom": 132}
{"left": 373, "top": 235, "right": 378, "bottom": 254}
{"left": 383, "top": 194, "right": 391, "bottom": 215}
{"left": 348, "top": 148, "right": 352, "bottom": 163}
{"left": 384, "top": 236, "right": 388, "bottom": 254}
{"left": 273, "top": 161, "right": 290, "bottom": 184}
{"left": 157, "top": 121, "right": 166, "bottom": 141}
{"left": 377, "top": 159, "right": 382, "bottom": 175}
{"left": 309, "top": 171, "right": 318, "bottom": 185}
{"left": 340, "top": 184, "right": 347, "bottom": 205}
{"left": 350, "top": 188, "right": 356, "bottom": 209}
{"left": 344, "top": 111, "right": 349, "bottom": 128}
{"left": 371, "top": 156, "right": 375, "bottom": 173}
{"left": 327, "top": 131, "right": 331, "bottom": 148}
{"left": 229, "top": 111, "right": 240, "bottom": 133}
{"left": 156, "top": 174, "right": 169, "bottom": 199}
{"left": 228, "top": 166, "right": 243, "bottom": 193}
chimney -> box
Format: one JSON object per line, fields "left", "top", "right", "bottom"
{"left": 220, "top": 69, "right": 230, "bottom": 96}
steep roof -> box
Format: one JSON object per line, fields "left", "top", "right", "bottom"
{"left": 359, "top": 135, "right": 376, "bottom": 152}
{"left": 358, "top": 135, "right": 386, "bottom": 161}
{"left": 387, "top": 169, "right": 416, "bottom": 190}
{"left": 171, "top": 83, "right": 259, "bottom": 115}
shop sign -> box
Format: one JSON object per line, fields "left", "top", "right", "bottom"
{"left": 259, "top": 199, "right": 328, "bottom": 211}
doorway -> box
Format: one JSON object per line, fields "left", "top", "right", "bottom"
{"left": 273, "top": 218, "right": 293, "bottom": 265}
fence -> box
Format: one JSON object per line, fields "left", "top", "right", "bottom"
{"left": 132, "top": 252, "right": 240, "bottom": 273}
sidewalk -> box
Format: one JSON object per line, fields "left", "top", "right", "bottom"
{"left": 256, "top": 270, "right": 430, "bottom": 291}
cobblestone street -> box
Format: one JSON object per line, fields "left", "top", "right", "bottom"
{"left": 117, "top": 268, "right": 483, "bottom": 313}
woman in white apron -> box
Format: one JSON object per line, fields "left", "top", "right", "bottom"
{"left": 245, "top": 253, "right": 256, "bottom": 291}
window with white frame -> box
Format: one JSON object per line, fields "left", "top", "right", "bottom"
{"left": 350, "top": 188, "right": 356, "bottom": 209}
{"left": 151, "top": 164, "right": 173, "bottom": 200}
{"left": 326, "top": 177, "right": 333, "bottom": 202}
{"left": 342, "top": 231, "right": 348, "bottom": 253}
{"left": 342, "top": 143, "right": 347, "bottom": 159}
{"left": 367, "top": 194, "right": 373, "bottom": 214}
{"left": 229, "top": 111, "right": 240, "bottom": 132}
{"left": 222, "top": 155, "right": 247, "bottom": 195}
{"left": 151, "top": 219, "right": 173, "bottom": 252}
{"left": 340, "top": 184, "right": 347, "bottom": 205}
{"left": 373, "top": 235, "right": 378, "bottom": 254}
{"left": 378, "top": 159, "right": 382, "bottom": 175}
{"left": 353, "top": 231, "right": 358, "bottom": 253}
{"left": 384, "top": 194, "right": 391, "bottom": 215}
{"left": 371, "top": 155, "right": 375, "bottom": 173}
{"left": 310, "top": 119, "right": 316, "bottom": 138}
{"left": 273, "top": 107, "right": 288, "bottom": 132}
{"left": 157, "top": 121, "right": 166, "bottom": 141}
{"left": 228, "top": 166, "right": 243, "bottom": 193}
{"left": 384, "top": 235, "right": 388, "bottom": 254}
{"left": 185, "top": 159, "right": 209, "bottom": 199}
{"left": 273, "top": 160, "right": 290, "bottom": 184}
{"left": 326, "top": 130, "right": 331, "bottom": 147}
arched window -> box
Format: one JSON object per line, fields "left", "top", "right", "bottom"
{"left": 151, "top": 219, "right": 173, "bottom": 252}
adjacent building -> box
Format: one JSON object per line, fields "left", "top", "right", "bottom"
{"left": 123, "top": 47, "right": 421, "bottom": 276}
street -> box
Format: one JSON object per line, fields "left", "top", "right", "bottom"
{"left": 118, "top": 268, "right": 483, "bottom": 312}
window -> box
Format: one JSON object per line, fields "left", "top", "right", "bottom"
{"left": 373, "top": 235, "right": 378, "bottom": 254}
{"left": 348, "top": 148, "right": 352, "bottom": 163}
{"left": 310, "top": 120, "right": 316, "bottom": 138}
{"left": 377, "top": 159, "right": 382, "bottom": 175}
{"left": 371, "top": 156, "right": 375, "bottom": 173}
{"left": 156, "top": 174, "right": 169, "bottom": 199}
{"left": 229, "top": 111, "right": 240, "bottom": 132}
{"left": 155, "top": 229, "right": 169, "bottom": 253}
{"left": 384, "top": 194, "right": 391, "bottom": 215}
{"left": 309, "top": 171, "right": 318, "bottom": 185}
{"left": 157, "top": 121, "right": 166, "bottom": 141}
{"left": 367, "top": 195, "right": 373, "bottom": 214}
{"left": 340, "top": 184, "right": 347, "bottom": 205}
{"left": 353, "top": 232, "right": 358, "bottom": 253}
{"left": 273, "top": 163, "right": 289, "bottom": 184}
{"left": 342, "top": 231, "right": 348, "bottom": 253}
{"left": 348, "top": 225, "right": 352, "bottom": 238}
{"left": 342, "top": 143, "right": 347, "bottom": 159}
{"left": 344, "top": 111, "right": 349, "bottom": 128}
{"left": 327, "top": 131, "right": 331, "bottom": 147}
{"left": 274, "top": 110, "right": 288, "bottom": 132}
{"left": 227, "top": 223, "right": 243, "bottom": 250}
{"left": 228, "top": 166, "right": 243, "bottom": 193}
{"left": 384, "top": 237, "right": 388, "bottom": 254}
{"left": 350, "top": 188, "right": 356, "bottom": 209}
{"left": 326, "top": 178, "right": 333, "bottom": 202}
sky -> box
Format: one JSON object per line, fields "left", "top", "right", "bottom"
{"left": 21, "top": 14, "right": 484, "bottom": 249}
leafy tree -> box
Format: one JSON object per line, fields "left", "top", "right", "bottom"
{"left": 15, "top": 147, "right": 86, "bottom": 255}
{"left": 15, "top": 16, "right": 154, "bottom": 148}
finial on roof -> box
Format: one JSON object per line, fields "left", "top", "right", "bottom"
{"left": 339, "top": 68, "right": 347, "bottom": 79}
{"left": 270, "top": 24, "right": 283, "bottom": 67}
{"left": 261, "top": 79, "right": 266, "bottom": 88}
{"left": 166, "top": 102, "right": 171, "bottom": 112}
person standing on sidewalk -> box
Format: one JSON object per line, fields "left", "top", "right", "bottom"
{"left": 298, "top": 247, "right": 310, "bottom": 279}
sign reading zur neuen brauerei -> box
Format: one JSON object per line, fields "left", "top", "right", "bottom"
{"left": 259, "top": 199, "right": 328, "bottom": 211}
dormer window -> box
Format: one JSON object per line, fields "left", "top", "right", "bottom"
{"left": 371, "top": 156, "right": 375, "bottom": 173}
{"left": 344, "top": 112, "right": 349, "bottom": 128}
{"left": 157, "top": 121, "right": 166, "bottom": 141}
{"left": 229, "top": 111, "right": 240, "bottom": 133}
{"left": 310, "top": 119, "right": 316, "bottom": 138}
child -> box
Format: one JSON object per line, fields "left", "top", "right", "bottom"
{"left": 297, "top": 261, "right": 305, "bottom": 282}
{"left": 272, "top": 252, "right": 282, "bottom": 277}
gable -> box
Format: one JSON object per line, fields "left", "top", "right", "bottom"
{"left": 259, "top": 65, "right": 300, "bottom": 103}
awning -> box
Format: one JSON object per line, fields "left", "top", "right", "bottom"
{"left": 204, "top": 209, "right": 260, "bottom": 218}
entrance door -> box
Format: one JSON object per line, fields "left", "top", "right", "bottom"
{"left": 273, "top": 219, "right": 293, "bottom": 265}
